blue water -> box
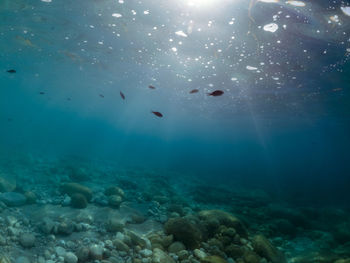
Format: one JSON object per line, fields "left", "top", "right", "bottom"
{"left": 1, "top": 0, "right": 350, "bottom": 205}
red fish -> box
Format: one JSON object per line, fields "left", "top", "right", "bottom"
{"left": 190, "top": 89, "right": 199, "bottom": 94}
{"left": 148, "top": 85, "right": 156, "bottom": 89}
{"left": 151, "top": 111, "right": 163, "bottom": 118}
{"left": 208, "top": 90, "right": 224, "bottom": 96}
{"left": 99, "top": 94, "right": 104, "bottom": 98}
{"left": 120, "top": 91, "right": 125, "bottom": 100}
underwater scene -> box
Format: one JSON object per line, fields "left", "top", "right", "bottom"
{"left": 1, "top": 0, "right": 350, "bottom": 262}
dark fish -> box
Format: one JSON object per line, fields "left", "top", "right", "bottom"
{"left": 190, "top": 89, "right": 199, "bottom": 94}
{"left": 148, "top": 85, "right": 156, "bottom": 89}
{"left": 151, "top": 111, "right": 163, "bottom": 118}
{"left": 6, "top": 69, "right": 16, "bottom": 73}
{"left": 208, "top": 90, "right": 224, "bottom": 96}
{"left": 99, "top": 94, "right": 104, "bottom": 98}
{"left": 67, "top": 97, "right": 71, "bottom": 101}
{"left": 120, "top": 91, "right": 125, "bottom": 100}
{"left": 39, "top": 92, "right": 45, "bottom": 95}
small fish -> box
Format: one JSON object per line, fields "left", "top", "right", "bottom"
{"left": 99, "top": 94, "right": 104, "bottom": 98}
{"left": 39, "top": 92, "right": 45, "bottom": 95}
{"left": 151, "top": 111, "right": 163, "bottom": 118}
{"left": 120, "top": 91, "right": 125, "bottom": 100}
{"left": 67, "top": 97, "right": 71, "bottom": 101}
{"left": 6, "top": 69, "right": 16, "bottom": 73}
{"left": 148, "top": 85, "right": 156, "bottom": 89}
{"left": 190, "top": 89, "right": 199, "bottom": 94}
{"left": 208, "top": 90, "right": 224, "bottom": 96}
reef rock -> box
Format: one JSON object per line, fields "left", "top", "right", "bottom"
{"left": 164, "top": 217, "right": 202, "bottom": 249}
{"left": 60, "top": 183, "right": 92, "bottom": 202}
{"left": 252, "top": 235, "right": 286, "bottom": 263}
{"left": 198, "top": 210, "right": 247, "bottom": 238}
{"left": 0, "top": 192, "right": 26, "bottom": 207}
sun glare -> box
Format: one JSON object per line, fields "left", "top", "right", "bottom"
{"left": 186, "top": 0, "right": 217, "bottom": 8}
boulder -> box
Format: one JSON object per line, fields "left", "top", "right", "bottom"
{"left": 19, "top": 233, "right": 35, "bottom": 248}
{"left": 164, "top": 217, "right": 202, "bottom": 249}
{"left": 168, "top": 242, "right": 186, "bottom": 253}
{"left": 252, "top": 235, "right": 286, "bottom": 263}
{"left": 0, "top": 192, "right": 26, "bottom": 207}
{"left": 198, "top": 210, "right": 247, "bottom": 238}
{"left": 60, "top": 183, "right": 92, "bottom": 202}
{"left": 70, "top": 193, "right": 87, "bottom": 209}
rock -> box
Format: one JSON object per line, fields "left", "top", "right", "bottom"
{"left": 60, "top": 183, "right": 92, "bottom": 202}
{"left": 108, "top": 195, "right": 123, "bottom": 208}
{"left": 164, "top": 218, "right": 202, "bottom": 249}
{"left": 168, "top": 242, "right": 186, "bottom": 253}
{"left": 64, "top": 252, "right": 78, "bottom": 263}
{"left": 39, "top": 217, "right": 55, "bottom": 234}
{"left": 89, "top": 244, "right": 104, "bottom": 260}
{"left": 76, "top": 247, "right": 89, "bottom": 262}
{"left": 105, "top": 186, "right": 124, "bottom": 197}
{"left": 194, "top": 249, "right": 207, "bottom": 260}
{"left": 70, "top": 193, "right": 87, "bottom": 209}
{"left": 0, "top": 176, "right": 16, "bottom": 192}
{"left": 140, "top": 249, "right": 153, "bottom": 257}
{"left": 106, "top": 218, "right": 124, "bottom": 232}
{"left": 0, "top": 254, "right": 11, "bottom": 263}
{"left": 252, "top": 235, "right": 286, "bottom": 263}
{"left": 198, "top": 210, "right": 247, "bottom": 238}
{"left": 200, "top": 256, "right": 227, "bottom": 263}
{"left": 19, "top": 233, "right": 35, "bottom": 248}
{"left": 57, "top": 220, "right": 74, "bottom": 235}
{"left": 152, "top": 248, "right": 175, "bottom": 263}
{"left": 0, "top": 192, "right": 26, "bottom": 207}
{"left": 15, "top": 256, "right": 30, "bottom": 263}
{"left": 113, "top": 239, "right": 130, "bottom": 252}
{"left": 24, "top": 191, "right": 37, "bottom": 204}
{"left": 127, "top": 230, "right": 148, "bottom": 248}
{"left": 55, "top": 247, "right": 67, "bottom": 257}
{"left": 243, "top": 252, "right": 260, "bottom": 263}
{"left": 177, "top": 250, "right": 189, "bottom": 260}
{"left": 224, "top": 244, "right": 244, "bottom": 259}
